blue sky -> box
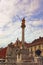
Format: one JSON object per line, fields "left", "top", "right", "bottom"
{"left": 0, "top": 0, "right": 43, "bottom": 47}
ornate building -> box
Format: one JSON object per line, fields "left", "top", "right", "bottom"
{"left": 5, "top": 18, "right": 43, "bottom": 63}
{"left": 0, "top": 18, "right": 43, "bottom": 65}
{"left": 28, "top": 37, "right": 43, "bottom": 57}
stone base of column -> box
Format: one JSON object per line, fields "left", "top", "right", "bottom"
{"left": 17, "top": 54, "right": 22, "bottom": 63}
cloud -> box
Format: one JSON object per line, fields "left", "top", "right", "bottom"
{"left": 0, "top": 0, "right": 40, "bottom": 27}
{"left": 14, "top": 0, "right": 40, "bottom": 17}
{"left": 29, "top": 20, "right": 43, "bottom": 27}
{"left": 0, "top": 0, "right": 43, "bottom": 47}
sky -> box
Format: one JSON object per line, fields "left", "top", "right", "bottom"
{"left": 0, "top": 0, "right": 43, "bottom": 47}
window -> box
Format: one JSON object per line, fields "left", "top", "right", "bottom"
{"left": 38, "top": 45, "right": 41, "bottom": 50}
{"left": 35, "top": 46, "right": 36, "bottom": 51}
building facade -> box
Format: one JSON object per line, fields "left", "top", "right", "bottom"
{"left": 0, "top": 18, "right": 43, "bottom": 65}
{"left": 27, "top": 37, "right": 43, "bottom": 57}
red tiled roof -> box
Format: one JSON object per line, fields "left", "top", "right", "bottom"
{"left": 14, "top": 37, "right": 43, "bottom": 48}
{"left": 0, "top": 47, "right": 7, "bottom": 59}
{"left": 27, "top": 37, "right": 43, "bottom": 47}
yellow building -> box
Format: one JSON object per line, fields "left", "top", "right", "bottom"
{"left": 27, "top": 37, "right": 43, "bottom": 57}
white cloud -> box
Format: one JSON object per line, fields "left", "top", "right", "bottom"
{"left": 0, "top": 0, "right": 42, "bottom": 47}
{"left": 29, "top": 20, "right": 43, "bottom": 26}
{"left": 0, "top": 0, "right": 20, "bottom": 27}
{"left": 0, "top": 0, "right": 40, "bottom": 27}
{"left": 15, "top": 0, "right": 40, "bottom": 17}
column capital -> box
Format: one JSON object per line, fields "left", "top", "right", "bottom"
{"left": 21, "top": 18, "right": 26, "bottom": 28}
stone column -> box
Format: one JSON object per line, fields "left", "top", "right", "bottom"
{"left": 21, "top": 18, "right": 26, "bottom": 48}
